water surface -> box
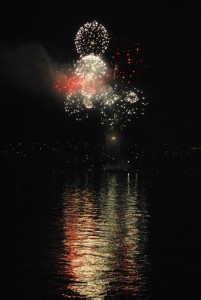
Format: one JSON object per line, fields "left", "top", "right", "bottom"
{"left": 53, "top": 173, "right": 150, "bottom": 299}
{"left": 2, "top": 169, "right": 201, "bottom": 299}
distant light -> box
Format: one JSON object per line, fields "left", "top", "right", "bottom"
{"left": 111, "top": 136, "right": 116, "bottom": 141}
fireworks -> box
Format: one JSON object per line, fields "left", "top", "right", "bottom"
{"left": 55, "top": 20, "right": 148, "bottom": 130}
{"left": 75, "top": 54, "right": 108, "bottom": 80}
{"left": 75, "top": 21, "right": 110, "bottom": 56}
{"left": 110, "top": 46, "right": 146, "bottom": 84}
{"left": 125, "top": 91, "right": 139, "bottom": 103}
{"left": 64, "top": 85, "right": 147, "bottom": 129}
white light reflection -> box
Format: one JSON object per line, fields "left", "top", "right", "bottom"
{"left": 57, "top": 173, "right": 150, "bottom": 299}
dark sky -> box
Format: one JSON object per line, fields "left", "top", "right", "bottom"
{"left": 0, "top": 1, "right": 200, "bottom": 144}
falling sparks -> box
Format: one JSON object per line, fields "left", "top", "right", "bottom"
{"left": 110, "top": 46, "right": 149, "bottom": 85}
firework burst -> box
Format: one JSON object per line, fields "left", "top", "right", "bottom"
{"left": 75, "top": 21, "right": 110, "bottom": 56}
{"left": 55, "top": 20, "right": 148, "bottom": 130}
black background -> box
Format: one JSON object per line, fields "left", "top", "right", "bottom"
{"left": 0, "top": 1, "right": 200, "bottom": 144}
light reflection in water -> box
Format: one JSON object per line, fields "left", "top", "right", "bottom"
{"left": 56, "top": 173, "right": 150, "bottom": 299}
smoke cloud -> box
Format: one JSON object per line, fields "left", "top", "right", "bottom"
{"left": 0, "top": 42, "right": 57, "bottom": 96}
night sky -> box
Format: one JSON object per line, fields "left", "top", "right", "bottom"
{"left": 0, "top": 1, "right": 200, "bottom": 144}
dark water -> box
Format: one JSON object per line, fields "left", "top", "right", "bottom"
{"left": 1, "top": 169, "right": 201, "bottom": 299}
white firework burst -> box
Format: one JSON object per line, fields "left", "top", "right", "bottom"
{"left": 75, "top": 54, "right": 108, "bottom": 81}
{"left": 75, "top": 20, "right": 110, "bottom": 56}
{"left": 125, "top": 91, "right": 139, "bottom": 103}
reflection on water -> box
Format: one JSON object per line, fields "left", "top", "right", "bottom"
{"left": 54, "top": 173, "right": 150, "bottom": 299}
